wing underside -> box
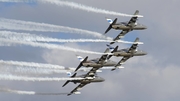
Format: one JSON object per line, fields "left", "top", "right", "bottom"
{"left": 68, "top": 83, "right": 88, "bottom": 96}
{"left": 112, "top": 56, "right": 131, "bottom": 71}
{"left": 110, "top": 30, "right": 130, "bottom": 44}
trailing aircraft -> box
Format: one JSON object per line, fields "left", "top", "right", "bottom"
{"left": 62, "top": 65, "right": 105, "bottom": 96}
{"left": 74, "top": 47, "right": 124, "bottom": 72}
{"left": 107, "top": 38, "right": 147, "bottom": 71}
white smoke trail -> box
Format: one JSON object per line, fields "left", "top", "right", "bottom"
{"left": 0, "top": 59, "right": 65, "bottom": 69}
{"left": 0, "top": 60, "right": 83, "bottom": 73}
{"left": 0, "top": 65, "right": 70, "bottom": 75}
{"left": 0, "top": 87, "right": 69, "bottom": 95}
{"left": 0, "top": 63, "right": 103, "bottom": 75}
{"left": 0, "top": 38, "right": 105, "bottom": 55}
{"left": 0, "top": 18, "right": 111, "bottom": 40}
{"left": 0, "top": 31, "right": 139, "bottom": 44}
{"left": 0, "top": 74, "right": 84, "bottom": 81}
{"left": 41, "top": 0, "right": 143, "bottom": 17}
{"left": 0, "top": 88, "right": 36, "bottom": 95}
{"left": 0, "top": 60, "right": 118, "bottom": 74}
{"left": 0, "top": 66, "right": 49, "bottom": 74}
{"left": 0, "top": 0, "right": 143, "bottom": 17}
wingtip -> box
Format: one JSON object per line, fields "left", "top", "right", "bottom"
{"left": 110, "top": 42, "right": 115, "bottom": 45}
{"left": 111, "top": 68, "right": 116, "bottom": 71}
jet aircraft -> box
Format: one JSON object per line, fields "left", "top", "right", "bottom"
{"left": 104, "top": 10, "right": 147, "bottom": 34}
{"left": 104, "top": 10, "right": 147, "bottom": 44}
{"left": 107, "top": 38, "right": 147, "bottom": 58}
{"left": 74, "top": 48, "right": 123, "bottom": 72}
{"left": 107, "top": 38, "right": 147, "bottom": 71}
{"left": 62, "top": 65, "right": 105, "bottom": 96}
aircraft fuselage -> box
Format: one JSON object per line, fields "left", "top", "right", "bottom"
{"left": 113, "top": 49, "right": 147, "bottom": 57}
{"left": 72, "top": 76, "right": 105, "bottom": 84}
{"left": 112, "top": 22, "right": 147, "bottom": 30}
{"left": 82, "top": 59, "right": 117, "bottom": 67}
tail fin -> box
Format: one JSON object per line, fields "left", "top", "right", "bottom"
{"left": 106, "top": 18, "right": 113, "bottom": 24}
{"left": 106, "top": 44, "right": 114, "bottom": 52}
{"left": 76, "top": 55, "right": 84, "bottom": 62}
{"left": 74, "top": 56, "right": 88, "bottom": 72}
{"left": 104, "top": 18, "right": 117, "bottom": 34}
{"left": 62, "top": 73, "right": 77, "bottom": 87}
{"left": 66, "top": 72, "right": 72, "bottom": 76}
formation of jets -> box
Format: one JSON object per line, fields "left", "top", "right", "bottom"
{"left": 63, "top": 10, "right": 147, "bottom": 96}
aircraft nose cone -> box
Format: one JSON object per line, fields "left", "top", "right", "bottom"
{"left": 143, "top": 25, "right": 147, "bottom": 29}
{"left": 100, "top": 78, "right": 105, "bottom": 82}
{"left": 143, "top": 52, "right": 148, "bottom": 55}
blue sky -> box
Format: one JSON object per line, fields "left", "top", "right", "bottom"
{"left": 0, "top": 0, "right": 180, "bottom": 101}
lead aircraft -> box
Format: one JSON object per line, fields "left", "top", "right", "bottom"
{"left": 104, "top": 10, "right": 147, "bottom": 44}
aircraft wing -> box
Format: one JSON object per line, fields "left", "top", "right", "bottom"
{"left": 127, "top": 10, "right": 139, "bottom": 27}
{"left": 67, "top": 83, "right": 89, "bottom": 96}
{"left": 112, "top": 56, "right": 131, "bottom": 71}
{"left": 110, "top": 30, "right": 130, "bottom": 44}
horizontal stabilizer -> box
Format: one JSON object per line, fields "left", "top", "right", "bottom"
{"left": 106, "top": 18, "right": 113, "bottom": 24}
{"left": 66, "top": 72, "right": 72, "bottom": 76}
{"left": 76, "top": 55, "right": 84, "bottom": 62}
{"left": 106, "top": 44, "right": 114, "bottom": 51}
